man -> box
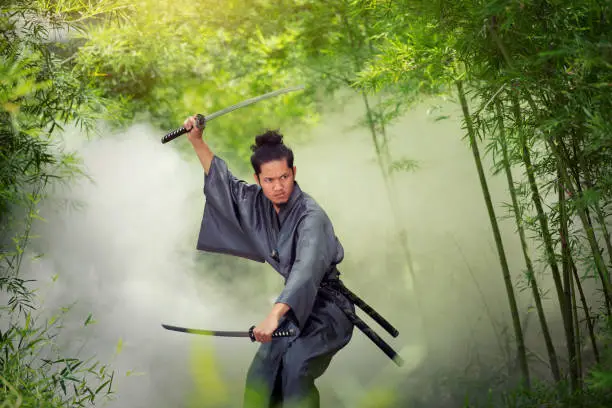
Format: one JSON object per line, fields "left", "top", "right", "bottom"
{"left": 183, "top": 114, "right": 355, "bottom": 408}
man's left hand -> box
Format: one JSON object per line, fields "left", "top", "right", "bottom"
{"left": 253, "top": 314, "right": 279, "bottom": 343}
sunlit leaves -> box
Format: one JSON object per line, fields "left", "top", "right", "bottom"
{"left": 69, "top": 0, "right": 317, "bottom": 170}
{"left": 1, "top": 1, "right": 122, "bottom": 406}
{"left": 0, "top": 52, "right": 51, "bottom": 118}
{"left": 356, "top": 21, "right": 459, "bottom": 94}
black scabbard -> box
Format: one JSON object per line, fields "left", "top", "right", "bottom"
{"left": 319, "top": 281, "right": 403, "bottom": 367}
{"left": 334, "top": 282, "right": 400, "bottom": 338}
{"left": 322, "top": 280, "right": 400, "bottom": 338}
{"left": 341, "top": 305, "right": 404, "bottom": 367}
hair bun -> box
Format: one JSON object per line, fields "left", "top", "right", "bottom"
{"left": 251, "top": 130, "right": 284, "bottom": 152}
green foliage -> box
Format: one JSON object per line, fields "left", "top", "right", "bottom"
{"left": 356, "top": 18, "right": 458, "bottom": 95}
{"left": 0, "top": 304, "right": 114, "bottom": 407}
{"left": 1, "top": 1, "right": 124, "bottom": 406}
{"left": 71, "top": 0, "right": 317, "bottom": 169}
{"left": 344, "top": 0, "right": 612, "bottom": 403}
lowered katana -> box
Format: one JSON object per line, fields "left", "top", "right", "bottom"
{"left": 161, "top": 323, "right": 296, "bottom": 342}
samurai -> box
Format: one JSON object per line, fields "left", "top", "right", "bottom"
{"left": 182, "top": 114, "right": 401, "bottom": 408}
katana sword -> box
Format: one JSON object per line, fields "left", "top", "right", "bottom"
{"left": 161, "top": 85, "right": 305, "bottom": 144}
{"left": 161, "top": 323, "right": 296, "bottom": 342}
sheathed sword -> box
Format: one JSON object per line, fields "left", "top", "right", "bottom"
{"left": 161, "top": 85, "right": 305, "bottom": 144}
{"left": 161, "top": 323, "right": 295, "bottom": 342}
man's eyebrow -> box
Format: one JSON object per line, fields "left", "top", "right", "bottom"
{"left": 265, "top": 173, "right": 289, "bottom": 179}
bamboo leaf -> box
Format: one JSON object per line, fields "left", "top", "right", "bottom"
{"left": 84, "top": 313, "right": 96, "bottom": 326}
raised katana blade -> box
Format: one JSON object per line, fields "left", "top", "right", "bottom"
{"left": 161, "top": 323, "right": 295, "bottom": 342}
{"left": 205, "top": 85, "right": 305, "bottom": 121}
{"left": 161, "top": 85, "right": 305, "bottom": 144}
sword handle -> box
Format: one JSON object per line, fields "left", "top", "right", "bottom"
{"left": 161, "top": 114, "right": 206, "bottom": 144}
{"left": 248, "top": 326, "right": 296, "bottom": 342}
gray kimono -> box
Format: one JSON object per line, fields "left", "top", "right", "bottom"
{"left": 196, "top": 156, "right": 355, "bottom": 407}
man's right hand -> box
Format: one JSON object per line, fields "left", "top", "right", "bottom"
{"left": 184, "top": 114, "right": 214, "bottom": 174}
{"left": 184, "top": 115, "right": 205, "bottom": 145}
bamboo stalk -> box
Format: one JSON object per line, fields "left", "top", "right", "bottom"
{"left": 488, "top": 9, "right": 611, "bottom": 305}
{"left": 547, "top": 136, "right": 612, "bottom": 301}
{"left": 595, "top": 207, "right": 612, "bottom": 268}
{"left": 495, "top": 99, "right": 561, "bottom": 382}
{"left": 559, "top": 166, "right": 579, "bottom": 391}
{"left": 570, "top": 128, "right": 612, "bottom": 273}
{"left": 571, "top": 269, "right": 583, "bottom": 387}
{"left": 509, "top": 93, "right": 568, "bottom": 318}
{"left": 522, "top": 94, "right": 612, "bottom": 303}
{"left": 457, "top": 80, "right": 530, "bottom": 388}
{"left": 572, "top": 259, "right": 600, "bottom": 364}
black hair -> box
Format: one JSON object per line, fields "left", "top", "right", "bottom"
{"left": 250, "top": 130, "right": 294, "bottom": 174}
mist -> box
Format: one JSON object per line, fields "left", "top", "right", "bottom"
{"left": 19, "top": 95, "right": 576, "bottom": 407}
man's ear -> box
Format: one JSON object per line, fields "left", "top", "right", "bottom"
{"left": 292, "top": 166, "right": 297, "bottom": 178}
{"left": 253, "top": 174, "right": 260, "bottom": 185}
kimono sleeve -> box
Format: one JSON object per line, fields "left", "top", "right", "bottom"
{"left": 195, "top": 156, "right": 265, "bottom": 262}
{"left": 275, "top": 212, "right": 335, "bottom": 329}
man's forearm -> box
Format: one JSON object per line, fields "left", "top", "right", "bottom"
{"left": 270, "top": 302, "right": 291, "bottom": 320}
{"left": 191, "top": 139, "right": 214, "bottom": 174}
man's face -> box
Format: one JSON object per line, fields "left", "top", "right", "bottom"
{"left": 254, "top": 159, "right": 296, "bottom": 206}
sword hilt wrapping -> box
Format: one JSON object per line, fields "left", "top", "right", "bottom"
{"left": 161, "top": 114, "right": 206, "bottom": 144}
{"left": 248, "top": 325, "right": 296, "bottom": 342}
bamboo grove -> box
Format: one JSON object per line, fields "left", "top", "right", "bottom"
{"left": 2, "top": 0, "right": 612, "bottom": 406}
{"left": 357, "top": 0, "right": 612, "bottom": 399}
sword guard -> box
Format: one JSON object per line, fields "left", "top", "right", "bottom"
{"left": 194, "top": 114, "right": 206, "bottom": 129}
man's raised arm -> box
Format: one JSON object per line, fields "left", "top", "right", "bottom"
{"left": 185, "top": 115, "right": 263, "bottom": 262}
{"left": 184, "top": 115, "right": 214, "bottom": 174}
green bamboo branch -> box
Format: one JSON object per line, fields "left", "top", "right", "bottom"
{"left": 495, "top": 99, "right": 561, "bottom": 382}
{"left": 559, "top": 165, "right": 580, "bottom": 391}
{"left": 571, "top": 266, "right": 583, "bottom": 388}
{"left": 549, "top": 136, "right": 612, "bottom": 299}
{"left": 509, "top": 92, "right": 568, "bottom": 314}
{"left": 521, "top": 94, "right": 612, "bottom": 304}
{"left": 572, "top": 258, "right": 600, "bottom": 364}
{"left": 570, "top": 126, "right": 612, "bottom": 271}
{"left": 457, "top": 79, "right": 530, "bottom": 389}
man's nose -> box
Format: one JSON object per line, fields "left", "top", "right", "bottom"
{"left": 273, "top": 182, "right": 282, "bottom": 191}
